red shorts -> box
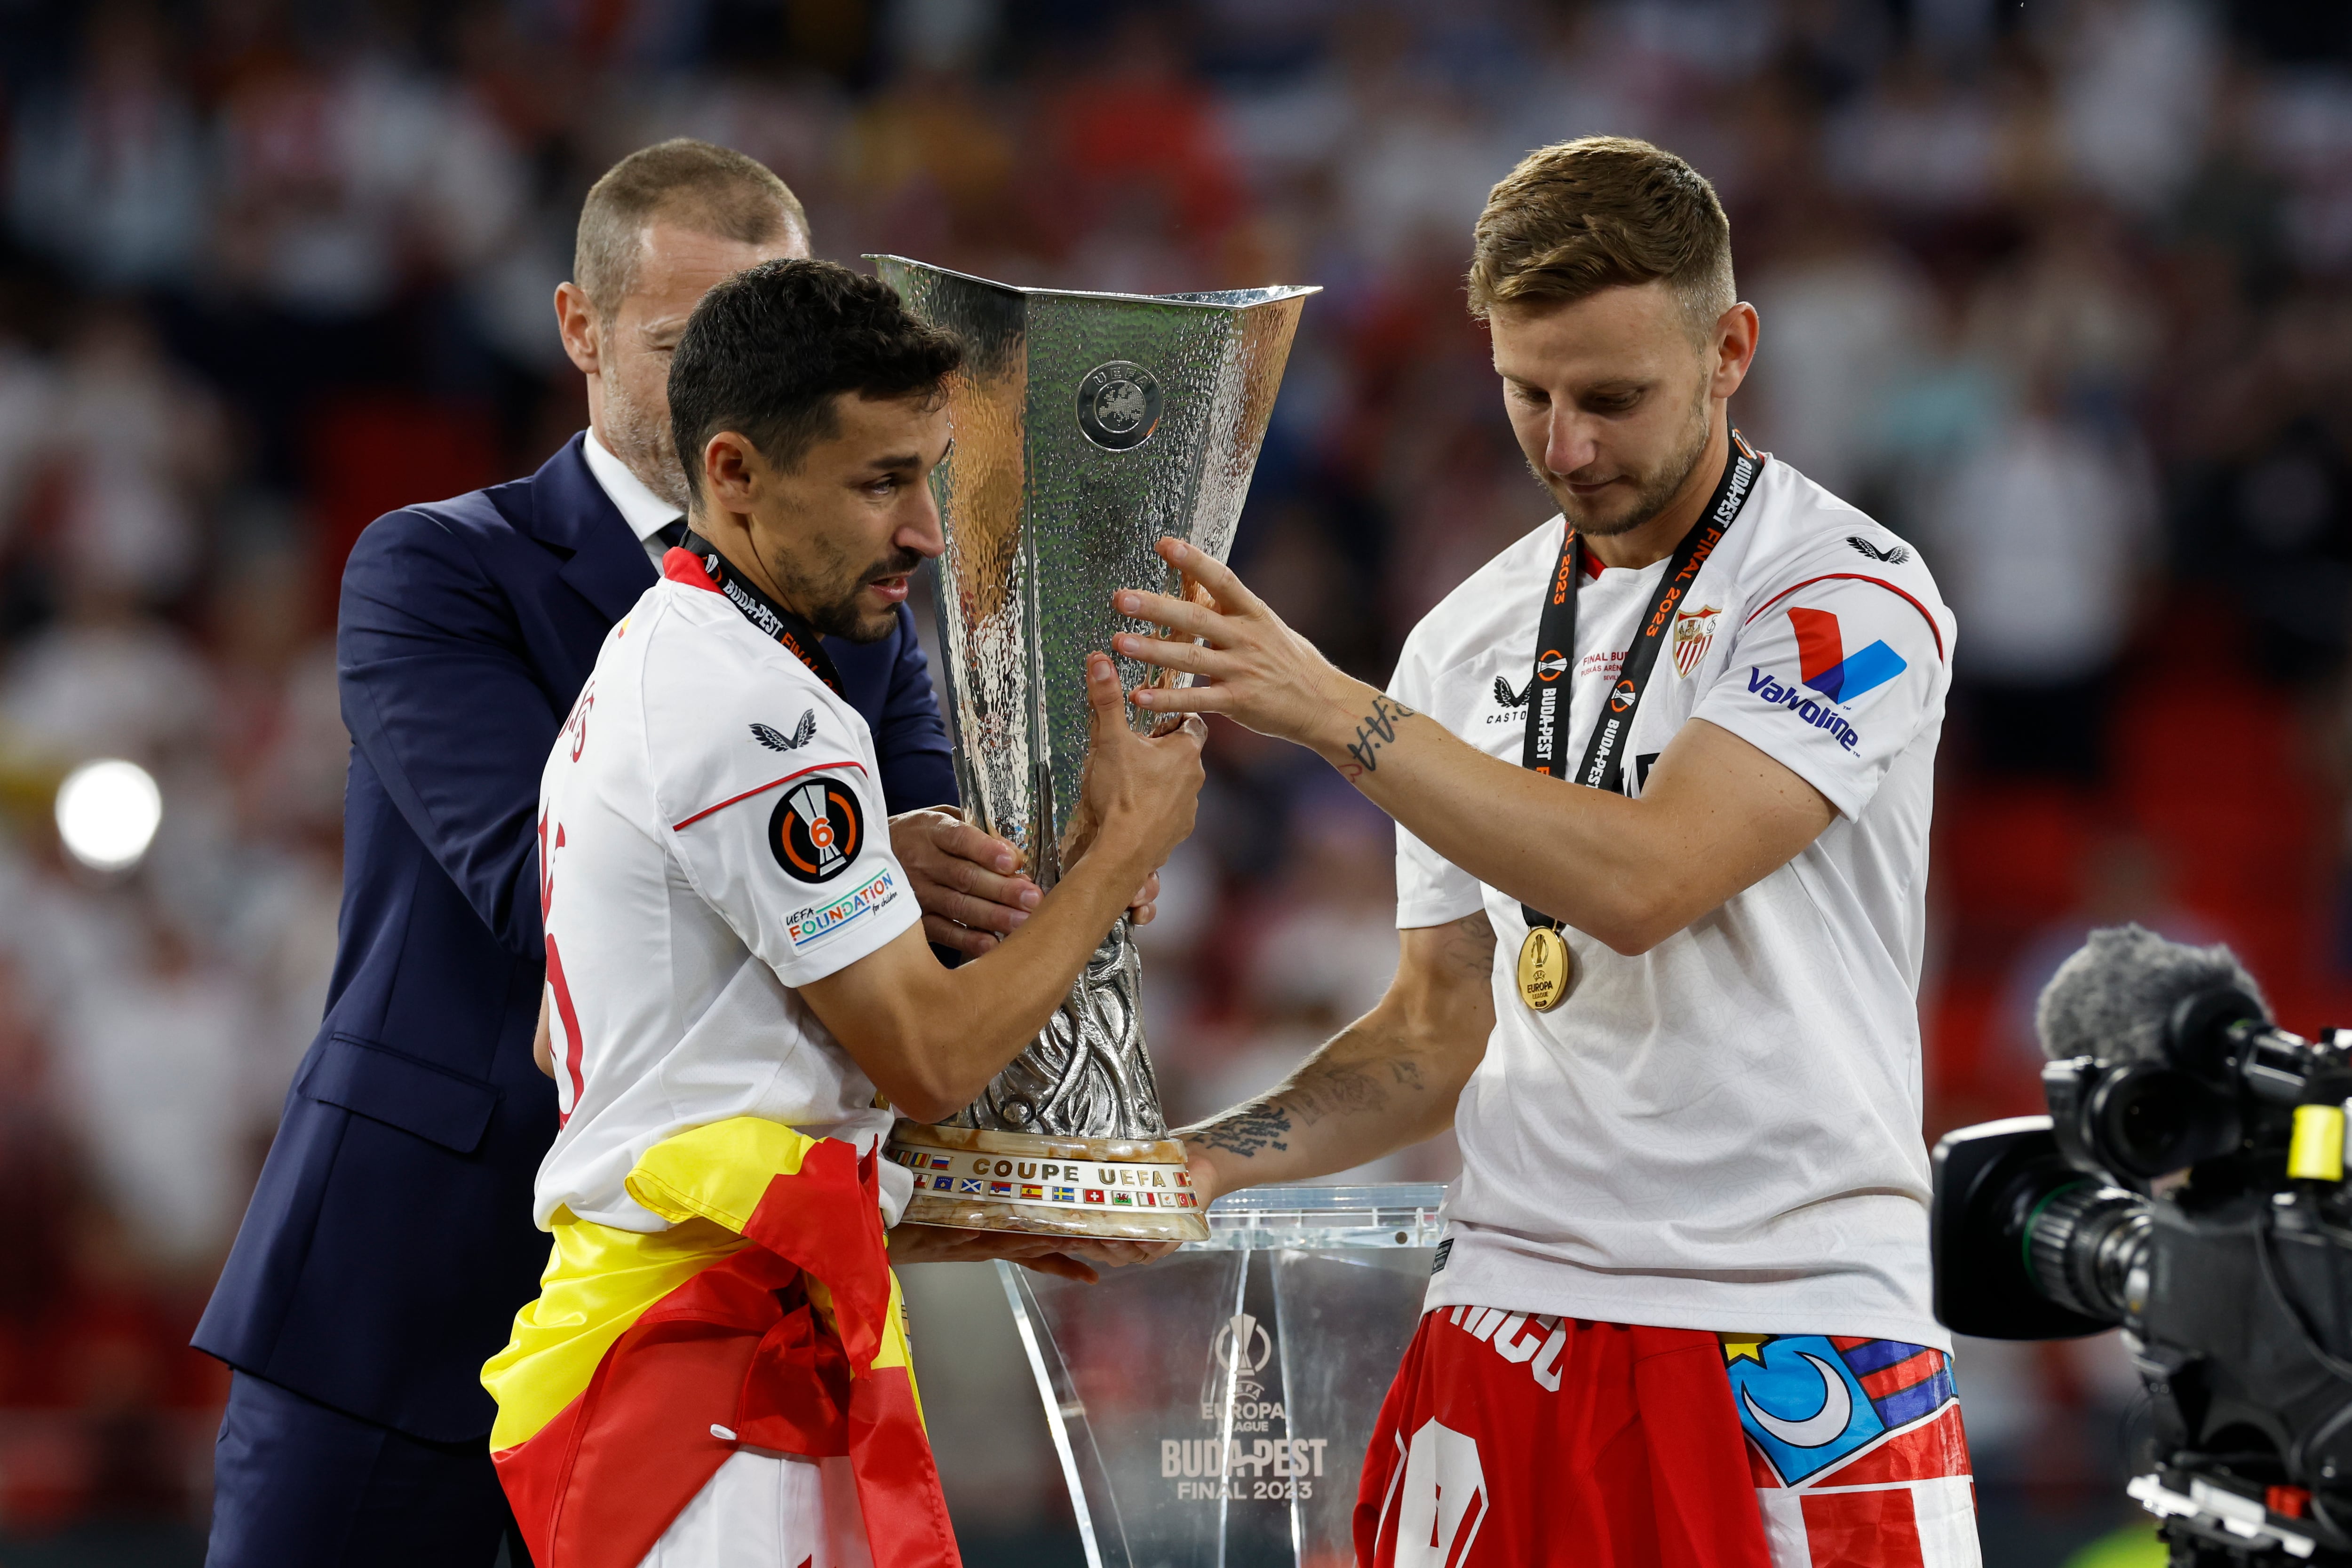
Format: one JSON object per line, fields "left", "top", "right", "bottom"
{"left": 1354, "top": 1307, "right": 1978, "bottom": 1568}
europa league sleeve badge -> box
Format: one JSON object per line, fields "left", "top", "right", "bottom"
{"left": 1517, "top": 925, "right": 1573, "bottom": 1012}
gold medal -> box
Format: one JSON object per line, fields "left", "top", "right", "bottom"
{"left": 1517, "top": 926, "right": 1573, "bottom": 1012}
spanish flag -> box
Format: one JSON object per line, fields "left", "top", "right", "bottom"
{"left": 482, "top": 1118, "right": 960, "bottom": 1568}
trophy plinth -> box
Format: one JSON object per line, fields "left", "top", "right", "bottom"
{"left": 997, "top": 1185, "right": 1450, "bottom": 1565}
{"left": 870, "top": 255, "right": 1314, "bottom": 1245}
{"left": 887, "top": 1121, "right": 1203, "bottom": 1243}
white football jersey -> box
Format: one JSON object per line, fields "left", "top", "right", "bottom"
{"left": 1394, "top": 452, "right": 1957, "bottom": 1346}
{"left": 533, "top": 555, "right": 921, "bottom": 1232}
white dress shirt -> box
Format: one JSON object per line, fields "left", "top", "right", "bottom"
{"left": 580, "top": 428, "right": 685, "bottom": 568}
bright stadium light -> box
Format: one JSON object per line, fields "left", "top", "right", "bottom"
{"left": 55, "top": 759, "right": 162, "bottom": 873}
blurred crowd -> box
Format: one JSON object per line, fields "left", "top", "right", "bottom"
{"left": 0, "top": 0, "right": 2345, "bottom": 1560}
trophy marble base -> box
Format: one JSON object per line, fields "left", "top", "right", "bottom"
{"left": 887, "top": 1121, "right": 1210, "bottom": 1244}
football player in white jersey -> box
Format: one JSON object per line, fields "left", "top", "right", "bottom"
{"left": 485, "top": 259, "right": 1205, "bottom": 1567}
{"left": 1114, "top": 139, "right": 1977, "bottom": 1568}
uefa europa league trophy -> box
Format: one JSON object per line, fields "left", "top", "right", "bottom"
{"left": 870, "top": 256, "right": 1316, "bottom": 1245}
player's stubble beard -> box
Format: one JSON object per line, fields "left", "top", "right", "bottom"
{"left": 758, "top": 531, "right": 922, "bottom": 644}
{"left": 1529, "top": 371, "right": 1713, "bottom": 540}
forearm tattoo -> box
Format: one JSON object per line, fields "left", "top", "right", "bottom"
{"left": 1188, "top": 1100, "right": 1292, "bottom": 1159}
{"left": 1188, "top": 948, "right": 1483, "bottom": 1163}
{"left": 1339, "top": 694, "right": 1416, "bottom": 780}
{"left": 1287, "top": 1059, "right": 1391, "bottom": 1126}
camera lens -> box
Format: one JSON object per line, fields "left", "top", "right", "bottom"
{"left": 2087, "top": 1064, "right": 2241, "bottom": 1180}
{"left": 2025, "top": 1183, "right": 2151, "bottom": 1324}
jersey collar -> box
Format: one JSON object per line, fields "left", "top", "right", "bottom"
{"left": 664, "top": 534, "right": 845, "bottom": 696}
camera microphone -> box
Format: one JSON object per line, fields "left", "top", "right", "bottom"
{"left": 2034, "top": 923, "right": 2270, "bottom": 1069}
{"left": 2023, "top": 926, "right": 2282, "bottom": 1188}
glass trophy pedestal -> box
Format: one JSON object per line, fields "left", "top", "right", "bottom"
{"left": 996, "top": 1184, "right": 1445, "bottom": 1568}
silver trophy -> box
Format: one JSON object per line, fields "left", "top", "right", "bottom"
{"left": 870, "top": 256, "right": 1316, "bottom": 1244}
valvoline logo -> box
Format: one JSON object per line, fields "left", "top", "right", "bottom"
{"left": 1789, "top": 607, "right": 1905, "bottom": 702}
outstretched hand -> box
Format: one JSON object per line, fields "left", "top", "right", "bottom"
{"left": 1111, "top": 539, "right": 1365, "bottom": 751}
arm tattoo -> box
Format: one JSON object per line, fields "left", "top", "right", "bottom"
{"left": 1187, "top": 1100, "right": 1292, "bottom": 1159}
{"left": 1183, "top": 1053, "right": 1401, "bottom": 1158}
{"left": 1339, "top": 695, "right": 1416, "bottom": 780}
{"left": 1185, "top": 988, "right": 1467, "bottom": 1165}
{"left": 1288, "top": 1060, "right": 1389, "bottom": 1126}
{"left": 1439, "top": 912, "right": 1497, "bottom": 982}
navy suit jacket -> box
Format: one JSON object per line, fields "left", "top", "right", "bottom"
{"left": 194, "top": 435, "right": 955, "bottom": 1441}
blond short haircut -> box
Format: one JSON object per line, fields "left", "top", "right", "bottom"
{"left": 573, "top": 139, "right": 810, "bottom": 321}
{"left": 1467, "top": 136, "right": 1734, "bottom": 336}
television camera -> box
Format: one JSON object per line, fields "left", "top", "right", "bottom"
{"left": 1933, "top": 926, "right": 2352, "bottom": 1564}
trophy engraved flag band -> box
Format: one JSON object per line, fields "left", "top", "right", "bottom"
{"left": 888, "top": 1123, "right": 1200, "bottom": 1240}
{"left": 870, "top": 256, "right": 1316, "bottom": 1241}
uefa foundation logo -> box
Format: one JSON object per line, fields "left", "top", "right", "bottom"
{"left": 1076, "top": 361, "right": 1163, "bottom": 451}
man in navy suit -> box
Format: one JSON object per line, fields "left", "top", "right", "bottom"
{"left": 195, "top": 141, "right": 1075, "bottom": 1566}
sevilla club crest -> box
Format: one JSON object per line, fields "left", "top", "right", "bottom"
{"left": 1672, "top": 604, "right": 1722, "bottom": 679}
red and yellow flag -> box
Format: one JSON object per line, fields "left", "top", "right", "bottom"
{"left": 483, "top": 1118, "right": 959, "bottom": 1568}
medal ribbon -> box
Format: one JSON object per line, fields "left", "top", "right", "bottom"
{"left": 677, "top": 530, "right": 847, "bottom": 697}
{"left": 1518, "top": 435, "right": 1761, "bottom": 932}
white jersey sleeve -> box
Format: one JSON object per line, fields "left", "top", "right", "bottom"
{"left": 652, "top": 681, "right": 921, "bottom": 988}
{"left": 1388, "top": 630, "right": 1486, "bottom": 930}
{"left": 1691, "top": 556, "right": 1953, "bottom": 819}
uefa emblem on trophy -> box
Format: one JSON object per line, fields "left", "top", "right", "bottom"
{"left": 869, "top": 256, "right": 1317, "bottom": 1244}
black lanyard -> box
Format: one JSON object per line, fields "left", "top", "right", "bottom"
{"left": 1520, "top": 436, "right": 1760, "bottom": 930}
{"left": 678, "top": 530, "right": 846, "bottom": 697}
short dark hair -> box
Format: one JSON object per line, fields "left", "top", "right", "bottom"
{"left": 1467, "top": 136, "right": 1733, "bottom": 333}
{"left": 669, "top": 259, "right": 964, "bottom": 503}
{"left": 574, "top": 139, "right": 809, "bottom": 321}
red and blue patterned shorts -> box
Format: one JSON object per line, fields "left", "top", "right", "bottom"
{"left": 1356, "top": 1306, "right": 1978, "bottom": 1567}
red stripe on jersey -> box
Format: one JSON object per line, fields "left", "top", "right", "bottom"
{"left": 671, "top": 759, "right": 868, "bottom": 831}
{"left": 1828, "top": 1336, "right": 1878, "bottom": 1352}
{"left": 1859, "top": 1350, "right": 1940, "bottom": 1401}
{"left": 1788, "top": 606, "right": 1843, "bottom": 685}
{"left": 1742, "top": 574, "right": 1947, "bottom": 661}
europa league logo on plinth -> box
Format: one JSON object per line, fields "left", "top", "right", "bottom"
{"left": 870, "top": 256, "right": 1316, "bottom": 1244}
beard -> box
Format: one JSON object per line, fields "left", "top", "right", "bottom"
{"left": 597, "top": 336, "right": 691, "bottom": 512}
{"left": 768, "top": 538, "right": 925, "bottom": 644}
{"left": 1531, "top": 377, "right": 1714, "bottom": 539}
